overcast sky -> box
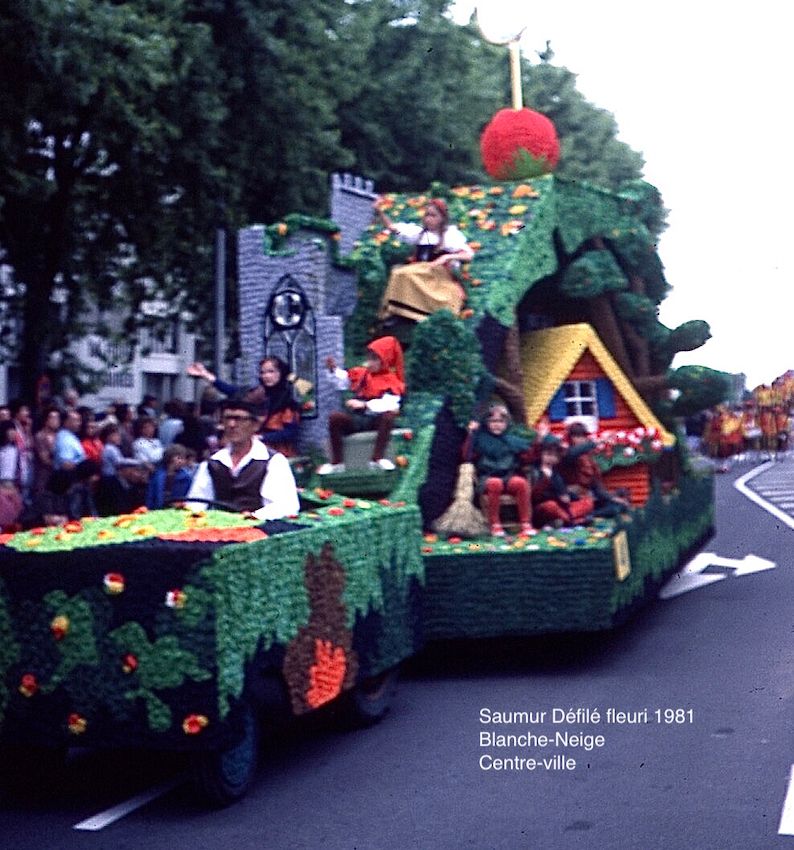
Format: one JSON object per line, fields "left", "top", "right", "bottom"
{"left": 450, "top": 1, "right": 794, "bottom": 389}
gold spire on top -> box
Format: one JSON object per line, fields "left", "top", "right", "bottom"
{"left": 474, "top": 6, "right": 526, "bottom": 110}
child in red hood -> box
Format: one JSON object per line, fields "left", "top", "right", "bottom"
{"left": 318, "top": 336, "right": 405, "bottom": 474}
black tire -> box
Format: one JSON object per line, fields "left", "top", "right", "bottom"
{"left": 344, "top": 667, "right": 399, "bottom": 728}
{"left": 0, "top": 744, "right": 68, "bottom": 799}
{"left": 191, "top": 700, "right": 260, "bottom": 807}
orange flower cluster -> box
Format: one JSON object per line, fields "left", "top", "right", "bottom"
{"left": 158, "top": 527, "right": 267, "bottom": 543}
{"left": 305, "top": 639, "right": 347, "bottom": 709}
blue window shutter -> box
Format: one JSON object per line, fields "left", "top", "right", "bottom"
{"left": 595, "top": 378, "right": 616, "bottom": 418}
{"left": 549, "top": 388, "right": 568, "bottom": 421}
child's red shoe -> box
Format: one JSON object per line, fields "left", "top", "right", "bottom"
{"left": 490, "top": 523, "right": 506, "bottom": 537}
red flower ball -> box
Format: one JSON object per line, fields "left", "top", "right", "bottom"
{"left": 19, "top": 674, "right": 38, "bottom": 697}
{"left": 480, "top": 108, "right": 560, "bottom": 180}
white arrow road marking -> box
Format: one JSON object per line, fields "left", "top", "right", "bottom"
{"left": 779, "top": 765, "right": 794, "bottom": 835}
{"left": 733, "top": 554, "right": 776, "bottom": 576}
{"left": 73, "top": 777, "right": 184, "bottom": 831}
{"left": 659, "top": 552, "right": 777, "bottom": 599}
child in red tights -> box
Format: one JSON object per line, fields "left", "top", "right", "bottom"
{"left": 531, "top": 435, "right": 593, "bottom": 528}
{"left": 466, "top": 404, "right": 535, "bottom": 537}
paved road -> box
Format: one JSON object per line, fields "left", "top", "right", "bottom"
{"left": 739, "top": 454, "right": 794, "bottom": 525}
{"left": 4, "top": 462, "right": 794, "bottom": 849}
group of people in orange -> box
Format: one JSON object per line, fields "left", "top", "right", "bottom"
{"left": 701, "top": 390, "right": 791, "bottom": 462}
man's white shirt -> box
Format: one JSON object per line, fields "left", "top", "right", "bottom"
{"left": 186, "top": 437, "right": 299, "bottom": 521}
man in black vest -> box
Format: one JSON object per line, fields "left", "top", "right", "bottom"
{"left": 186, "top": 398, "right": 299, "bottom": 520}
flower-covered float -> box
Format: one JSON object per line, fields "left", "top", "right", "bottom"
{"left": 0, "top": 497, "right": 423, "bottom": 804}
{"left": 0, "top": 147, "right": 717, "bottom": 807}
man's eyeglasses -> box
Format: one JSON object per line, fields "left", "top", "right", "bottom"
{"left": 221, "top": 413, "right": 257, "bottom": 424}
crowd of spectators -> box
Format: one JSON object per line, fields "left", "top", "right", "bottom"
{"left": 0, "top": 393, "right": 220, "bottom": 530}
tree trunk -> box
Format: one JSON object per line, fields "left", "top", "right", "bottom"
{"left": 587, "top": 295, "right": 635, "bottom": 378}
{"left": 632, "top": 373, "right": 670, "bottom": 398}
{"left": 502, "top": 321, "right": 525, "bottom": 394}
{"left": 621, "top": 319, "right": 651, "bottom": 379}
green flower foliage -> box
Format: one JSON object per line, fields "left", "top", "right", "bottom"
{"left": 617, "top": 180, "right": 669, "bottom": 240}
{"left": 554, "top": 178, "right": 636, "bottom": 255}
{"left": 262, "top": 214, "right": 342, "bottom": 257}
{"left": 668, "top": 365, "right": 732, "bottom": 418}
{"left": 344, "top": 238, "right": 391, "bottom": 361}
{"left": 43, "top": 590, "right": 100, "bottom": 690}
{"left": 608, "top": 228, "right": 669, "bottom": 303}
{"left": 345, "top": 175, "right": 670, "bottom": 337}
{"left": 650, "top": 321, "right": 713, "bottom": 373}
{"left": 110, "top": 621, "right": 211, "bottom": 732}
{"left": 406, "top": 311, "right": 483, "bottom": 427}
{"left": 669, "top": 320, "right": 712, "bottom": 353}
{"left": 611, "top": 472, "right": 715, "bottom": 613}
{"left": 614, "top": 292, "right": 659, "bottom": 333}
{"left": 390, "top": 392, "right": 444, "bottom": 504}
{"left": 560, "top": 250, "right": 627, "bottom": 299}
{"left": 204, "top": 505, "right": 424, "bottom": 715}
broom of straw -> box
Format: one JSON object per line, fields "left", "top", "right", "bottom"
{"left": 432, "top": 428, "right": 488, "bottom": 538}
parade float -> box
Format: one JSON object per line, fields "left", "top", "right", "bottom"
{"left": 0, "top": 68, "right": 716, "bottom": 806}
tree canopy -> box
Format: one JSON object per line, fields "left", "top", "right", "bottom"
{"left": 0, "top": 0, "right": 656, "bottom": 397}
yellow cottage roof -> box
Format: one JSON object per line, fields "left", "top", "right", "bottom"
{"left": 519, "top": 323, "right": 675, "bottom": 446}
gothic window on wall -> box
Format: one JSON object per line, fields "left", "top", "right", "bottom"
{"left": 264, "top": 276, "right": 317, "bottom": 419}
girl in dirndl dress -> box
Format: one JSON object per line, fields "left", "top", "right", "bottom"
{"left": 375, "top": 197, "right": 473, "bottom": 323}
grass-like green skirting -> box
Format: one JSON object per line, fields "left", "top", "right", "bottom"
{"left": 422, "top": 472, "right": 714, "bottom": 639}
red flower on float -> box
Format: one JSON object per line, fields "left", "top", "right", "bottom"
{"left": 68, "top": 713, "right": 87, "bottom": 735}
{"left": 182, "top": 714, "right": 209, "bottom": 735}
{"left": 480, "top": 108, "right": 560, "bottom": 180}
{"left": 122, "top": 653, "right": 138, "bottom": 674}
{"left": 50, "top": 615, "right": 70, "bottom": 641}
{"left": 19, "top": 674, "right": 38, "bottom": 697}
{"left": 103, "top": 572, "right": 125, "bottom": 594}
{"left": 165, "top": 589, "right": 187, "bottom": 609}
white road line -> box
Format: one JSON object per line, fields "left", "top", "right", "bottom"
{"left": 73, "top": 777, "right": 183, "bottom": 831}
{"left": 779, "top": 765, "right": 794, "bottom": 835}
{"left": 734, "top": 463, "right": 794, "bottom": 531}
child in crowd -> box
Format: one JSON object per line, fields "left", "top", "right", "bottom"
{"left": 466, "top": 404, "right": 535, "bottom": 537}
{"left": 317, "top": 336, "right": 404, "bottom": 474}
{"left": 560, "top": 422, "right": 631, "bottom": 518}
{"left": 0, "top": 420, "right": 23, "bottom": 529}
{"left": 530, "top": 434, "right": 594, "bottom": 528}
{"left": 132, "top": 415, "right": 164, "bottom": 469}
{"left": 99, "top": 422, "right": 125, "bottom": 477}
{"left": 146, "top": 443, "right": 194, "bottom": 509}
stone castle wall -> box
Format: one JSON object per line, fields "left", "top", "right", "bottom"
{"left": 236, "top": 174, "right": 376, "bottom": 452}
